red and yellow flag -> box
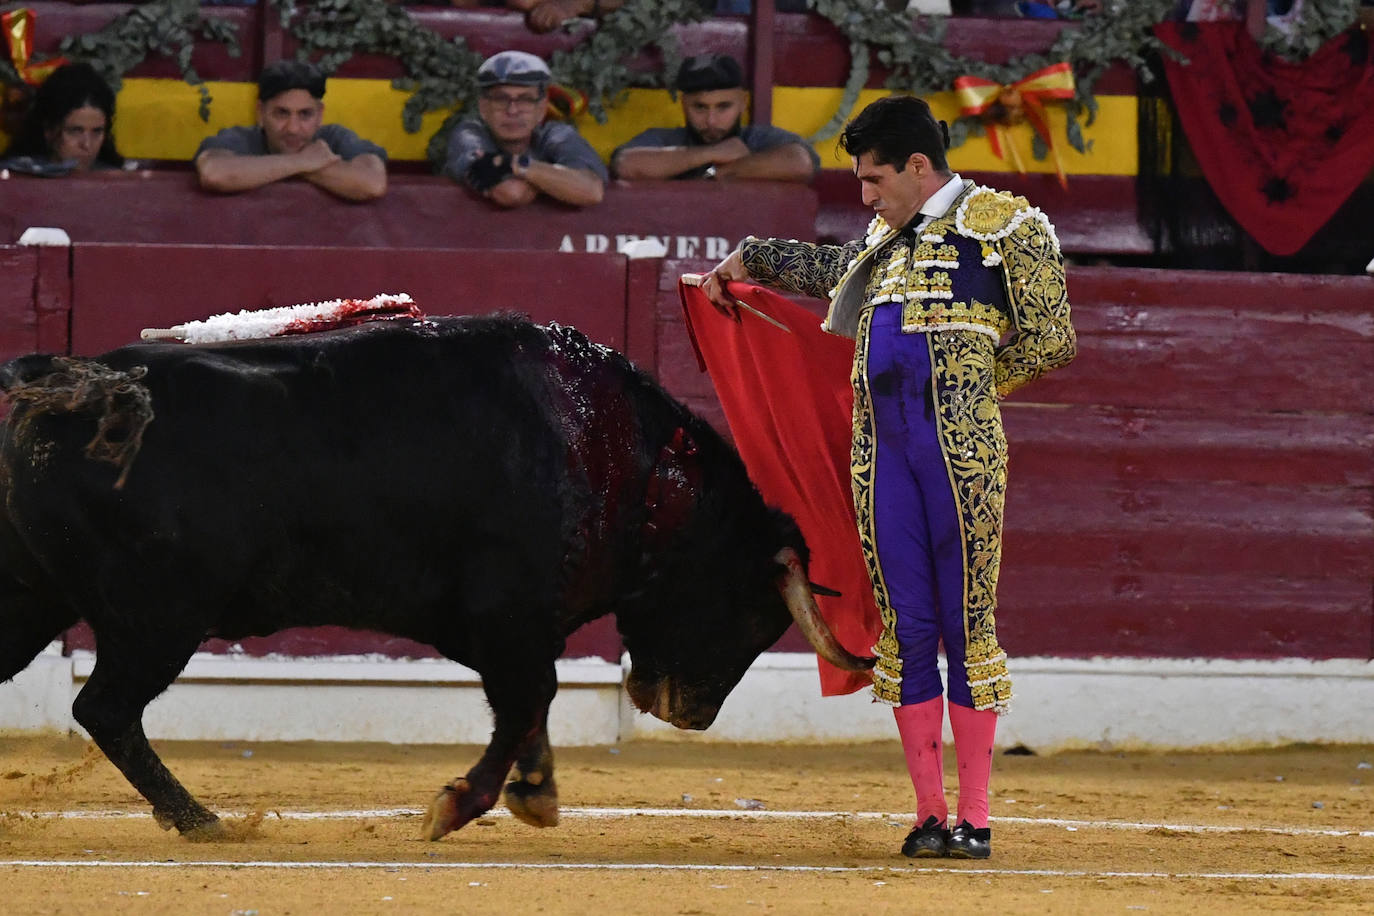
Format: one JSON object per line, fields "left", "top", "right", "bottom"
{"left": 955, "top": 62, "right": 1076, "bottom": 187}
{"left": 3, "top": 8, "right": 67, "bottom": 86}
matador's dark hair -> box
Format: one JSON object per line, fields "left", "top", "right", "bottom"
{"left": 839, "top": 95, "right": 951, "bottom": 173}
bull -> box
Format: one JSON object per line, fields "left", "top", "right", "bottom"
{"left": 0, "top": 314, "right": 872, "bottom": 840}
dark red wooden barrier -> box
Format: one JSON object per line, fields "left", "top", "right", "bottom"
{"left": 68, "top": 244, "right": 633, "bottom": 355}
{"left": 0, "top": 172, "right": 817, "bottom": 259}
{"left": 4, "top": 241, "right": 1369, "bottom": 662}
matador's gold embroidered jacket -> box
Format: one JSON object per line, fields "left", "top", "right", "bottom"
{"left": 740, "top": 181, "right": 1075, "bottom": 398}
{"left": 739, "top": 181, "right": 1076, "bottom": 711}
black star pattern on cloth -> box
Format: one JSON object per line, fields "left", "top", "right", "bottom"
{"left": 1262, "top": 176, "right": 1294, "bottom": 204}
{"left": 1325, "top": 123, "right": 1345, "bottom": 144}
{"left": 1247, "top": 89, "right": 1289, "bottom": 131}
{"left": 1218, "top": 102, "right": 1238, "bottom": 128}
{"left": 1179, "top": 23, "right": 1199, "bottom": 43}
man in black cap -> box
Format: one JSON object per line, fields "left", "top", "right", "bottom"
{"left": 195, "top": 60, "right": 388, "bottom": 201}
{"left": 610, "top": 53, "right": 818, "bottom": 182}
{"left": 443, "top": 50, "right": 606, "bottom": 208}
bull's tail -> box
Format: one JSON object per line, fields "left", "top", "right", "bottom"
{"left": 1, "top": 355, "right": 153, "bottom": 490}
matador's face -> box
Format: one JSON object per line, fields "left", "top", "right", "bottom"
{"left": 853, "top": 150, "right": 927, "bottom": 228}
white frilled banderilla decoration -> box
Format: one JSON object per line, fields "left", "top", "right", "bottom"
{"left": 141, "top": 293, "right": 422, "bottom": 345}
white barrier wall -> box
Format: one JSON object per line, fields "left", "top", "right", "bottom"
{"left": 4, "top": 647, "right": 1373, "bottom": 750}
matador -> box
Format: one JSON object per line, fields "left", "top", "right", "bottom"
{"left": 701, "top": 95, "right": 1075, "bottom": 861}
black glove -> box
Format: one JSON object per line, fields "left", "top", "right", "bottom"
{"left": 465, "top": 151, "right": 513, "bottom": 192}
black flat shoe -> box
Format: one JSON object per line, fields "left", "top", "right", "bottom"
{"left": 946, "top": 820, "right": 991, "bottom": 859}
{"left": 900, "top": 814, "right": 949, "bottom": 858}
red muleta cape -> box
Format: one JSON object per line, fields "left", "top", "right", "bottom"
{"left": 679, "top": 279, "right": 881, "bottom": 697}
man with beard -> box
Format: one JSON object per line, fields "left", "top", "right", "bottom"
{"left": 194, "top": 61, "right": 388, "bottom": 201}
{"left": 610, "top": 54, "right": 818, "bottom": 182}
{"left": 443, "top": 50, "right": 607, "bottom": 209}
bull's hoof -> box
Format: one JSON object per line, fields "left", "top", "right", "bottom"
{"left": 421, "top": 779, "right": 467, "bottom": 841}
{"left": 155, "top": 804, "right": 221, "bottom": 839}
{"left": 182, "top": 817, "right": 229, "bottom": 843}
{"left": 504, "top": 776, "right": 560, "bottom": 828}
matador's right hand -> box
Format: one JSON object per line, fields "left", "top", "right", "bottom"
{"left": 701, "top": 248, "right": 750, "bottom": 320}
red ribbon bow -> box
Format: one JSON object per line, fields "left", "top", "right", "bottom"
{"left": 3, "top": 8, "right": 68, "bottom": 86}
{"left": 954, "top": 62, "right": 1076, "bottom": 188}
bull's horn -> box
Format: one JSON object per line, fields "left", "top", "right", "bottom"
{"left": 775, "top": 547, "right": 876, "bottom": 672}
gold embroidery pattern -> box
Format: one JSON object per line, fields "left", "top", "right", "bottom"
{"left": 957, "top": 187, "right": 1024, "bottom": 240}
{"left": 741, "top": 238, "right": 864, "bottom": 301}
{"left": 867, "top": 244, "right": 910, "bottom": 305}
{"left": 911, "top": 241, "right": 960, "bottom": 267}
{"left": 993, "top": 213, "right": 1076, "bottom": 398}
{"left": 928, "top": 330, "right": 1012, "bottom": 712}
{"left": 901, "top": 299, "right": 1007, "bottom": 336}
{"left": 849, "top": 308, "right": 903, "bottom": 705}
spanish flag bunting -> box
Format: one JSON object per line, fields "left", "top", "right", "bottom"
{"left": 3, "top": 8, "right": 67, "bottom": 86}
{"left": 954, "top": 62, "right": 1076, "bottom": 188}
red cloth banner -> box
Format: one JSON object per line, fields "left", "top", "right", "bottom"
{"left": 1155, "top": 22, "right": 1374, "bottom": 256}
{"left": 678, "top": 280, "right": 881, "bottom": 697}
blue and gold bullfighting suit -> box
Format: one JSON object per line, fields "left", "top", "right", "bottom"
{"left": 741, "top": 180, "right": 1075, "bottom": 713}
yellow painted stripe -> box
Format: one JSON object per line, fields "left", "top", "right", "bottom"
{"left": 22, "top": 78, "right": 1138, "bottom": 177}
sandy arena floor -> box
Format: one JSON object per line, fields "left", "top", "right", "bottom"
{"left": 1, "top": 735, "right": 1371, "bottom": 914}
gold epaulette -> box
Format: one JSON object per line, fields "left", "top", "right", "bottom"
{"left": 954, "top": 186, "right": 1034, "bottom": 243}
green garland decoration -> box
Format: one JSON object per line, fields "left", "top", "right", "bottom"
{"left": 3, "top": 0, "right": 1363, "bottom": 163}
{"left": 268, "top": 0, "right": 707, "bottom": 166}
{"left": 1260, "top": 0, "right": 1361, "bottom": 58}
{"left": 56, "top": 0, "right": 241, "bottom": 121}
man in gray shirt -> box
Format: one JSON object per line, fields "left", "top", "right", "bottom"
{"left": 195, "top": 61, "right": 387, "bottom": 202}
{"left": 611, "top": 54, "right": 819, "bottom": 182}
{"left": 444, "top": 50, "right": 606, "bottom": 209}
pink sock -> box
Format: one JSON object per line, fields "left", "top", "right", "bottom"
{"left": 893, "top": 696, "right": 947, "bottom": 825}
{"left": 948, "top": 701, "right": 997, "bottom": 829}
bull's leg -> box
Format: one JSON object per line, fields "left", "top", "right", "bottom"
{"left": 503, "top": 721, "right": 559, "bottom": 827}
{"left": 71, "top": 631, "right": 222, "bottom": 839}
{"left": 422, "top": 659, "right": 558, "bottom": 841}
{"left": 0, "top": 584, "right": 78, "bottom": 683}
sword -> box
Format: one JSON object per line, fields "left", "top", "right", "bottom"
{"left": 680, "top": 273, "right": 791, "bottom": 333}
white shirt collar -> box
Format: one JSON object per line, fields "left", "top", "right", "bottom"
{"left": 918, "top": 173, "right": 965, "bottom": 222}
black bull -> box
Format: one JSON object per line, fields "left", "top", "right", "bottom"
{"left": 0, "top": 315, "right": 872, "bottom": 840}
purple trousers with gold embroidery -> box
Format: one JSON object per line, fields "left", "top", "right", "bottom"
{"left": 865, "top": 304, "right": 973, "bottom": 708}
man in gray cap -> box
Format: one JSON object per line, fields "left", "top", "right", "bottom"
{"left": 610, "top": 53, "right": 818, "bottom": 182}
{"left": 443, "top": 50, "right": 606, "bottom": 208}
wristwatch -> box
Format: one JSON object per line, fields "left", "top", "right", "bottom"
{"left": 515, "top": 153, "right": 532, "bottom": 175}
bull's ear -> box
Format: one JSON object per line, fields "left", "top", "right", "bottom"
{"left": 808, "top": 581, "right": 842, "bottom": 598}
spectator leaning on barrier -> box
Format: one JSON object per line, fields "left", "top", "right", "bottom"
{"left": 610, "top": 54, "right": 819, "bottom": 182}
{"left": 444, "top": 50, "right": 606, "bottom": 209}
{"left": 194, "top": 61, "right": 388, "bottom": 202}
{"left": 1, "top": 62, "right": 127, "bottom": 176}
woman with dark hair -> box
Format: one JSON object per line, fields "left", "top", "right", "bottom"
{"left": 2, "top": 62, "right": 125, "bottom": 173}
